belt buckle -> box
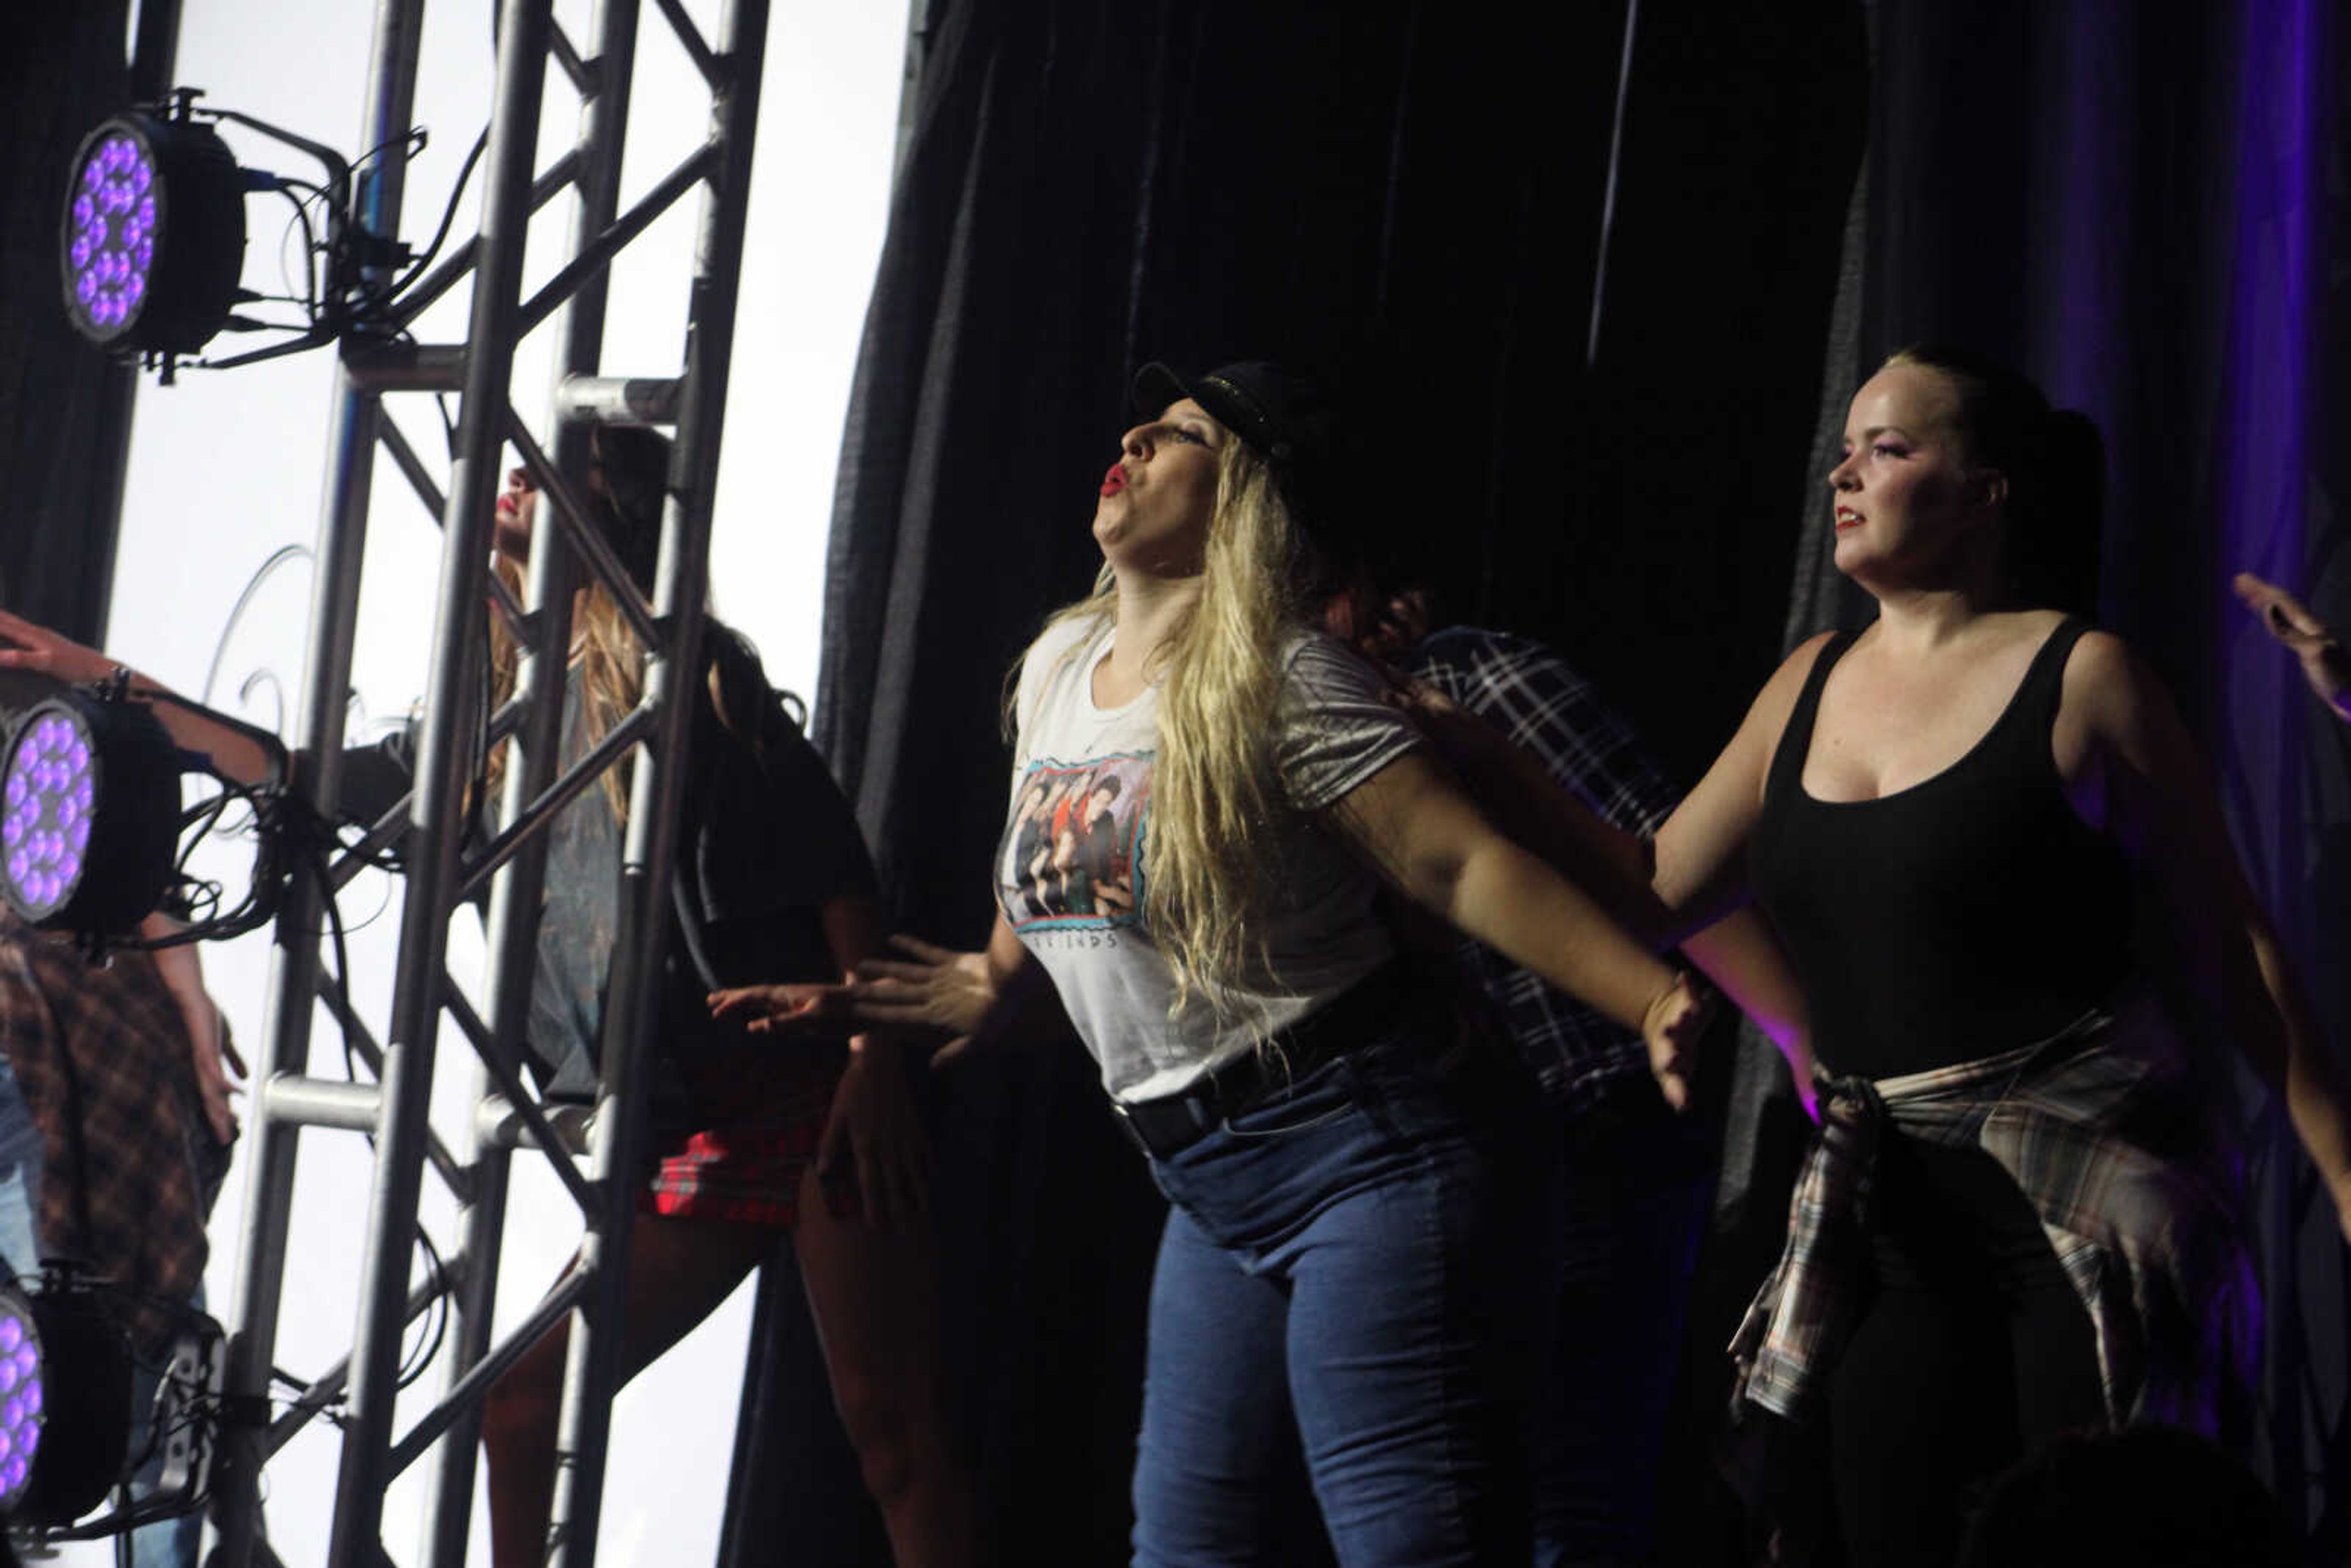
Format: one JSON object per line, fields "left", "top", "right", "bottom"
{"left": 1111, "top": 1092, "right": 1215, "bottom": 1160}
{"left": 1109, "top": 1098, "right": 1153, "bottom": 1158}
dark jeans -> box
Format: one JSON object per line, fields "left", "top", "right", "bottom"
{"left": 1536, "top": 1089, "right": 1714, "bottom": 1568}
{"left": 1130, "top": 1029, "right": 1550, "bottom": 1568}
{"left": 1828, "top": 1135, "right": 2106, "bottom": 1568}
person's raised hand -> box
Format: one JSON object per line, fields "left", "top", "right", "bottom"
{"left": 2234, "top": 572, "right": 2351, "bottom": 723}
{"left": 0, "top": 609, "right": 115, "bottom": 686}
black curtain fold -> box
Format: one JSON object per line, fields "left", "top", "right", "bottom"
{"left": 0, "top": 0, "right": 135, "bottom": 641}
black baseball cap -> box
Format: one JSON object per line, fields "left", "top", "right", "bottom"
{"left": 1131, "top": 359, "right": 1344, "bottom": 543}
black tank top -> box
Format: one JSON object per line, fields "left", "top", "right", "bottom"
{"left": 1748, "top": 618, "right": 2134, "bottom": 1079}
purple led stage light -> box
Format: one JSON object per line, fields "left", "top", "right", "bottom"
{"left": 0, "top": 1296, "right": 42, "bottom": 1514}
{"left": 0, "top": 692, "right": 178, "bottom": 936}
{"left": 0, "top": 708, "right": 97, "bottom": 923}
{"left": 62, "top": 132, "right": 160, "bottom": 343}
{"left": 58, "top": 111, "right": 245, "bottom": 357}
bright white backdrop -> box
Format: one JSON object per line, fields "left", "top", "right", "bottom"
{"left": 78, "top": 1, "right": 907, "bottom": 1561}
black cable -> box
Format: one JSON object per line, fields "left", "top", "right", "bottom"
{"left": 396, "top": 1226, "right": 451, "bottom": 1390}
{"left": 383, "top": 127, "right": 490, "bottom": 307}
{"left": 268, "top": 184, "right": 323, "bottom": 318}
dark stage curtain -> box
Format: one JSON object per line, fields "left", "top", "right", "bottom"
{"left": 0, "top": 0, "right": 135, "bottom": 643}
{"left": 795, "top": 1, "right": 1861, "bottom": 1562}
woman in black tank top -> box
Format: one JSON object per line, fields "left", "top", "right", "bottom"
{"left": 1647, "top": 348, "right": 2351, "bottom": 1567}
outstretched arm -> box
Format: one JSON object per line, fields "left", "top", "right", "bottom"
{"left": 2074, "top": 631, "right": 2351, "bottom": 1240}
{"left": 1332, "top": 751, "right": 1712, "bottom": 1101}
{"left": 1391, "top": 684, "right": 1676, "bottom": 942}
{"left": 0, "top": 609, "right": 278, "bottom": 785}
{"left": 710, "top": 910, "right": 1064, "bottom": 1063}
{"left": 1394, "top": 664, "right": 1815, "bottom": 1111}
{"left": 1680, "top": 909, "right": 1817, "bottom": 1120}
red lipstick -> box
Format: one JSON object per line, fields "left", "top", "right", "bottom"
{"left": 1100, "top": 463, "right": 1128, "bottom": 497}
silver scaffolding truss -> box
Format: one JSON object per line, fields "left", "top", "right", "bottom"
{"left": 203, "top": 0, "right": 770, "bottom": 1561}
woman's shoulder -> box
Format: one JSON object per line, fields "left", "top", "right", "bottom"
{"left": 1010, "top": 606, "right": 1113, "bottom": 738}
{"left": 1275, "top": 625, "right": 1390, "bottom": 691}
{"left": 1751, "top": 629, "right": 1845, "bottom": 719}
{"left": 1017, "top": 607, "right": 1114, "bottom": 700}
{"left": 2053, "top": 621, "right": 2170, "bottom": 735}
{"left": 1025, "top": 607, "right": 1109, "bottom": 666}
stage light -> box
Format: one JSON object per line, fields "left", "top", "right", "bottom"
{"left": 59, "top": 110, "right": 245, "bottom": 357}
{"left": 0, "top": 691, "right": 181, "bottom": 937}
{"left": 0, "top": 1288, "right": 44, "bottom": 1512}
{"left": 4, "top": 1278, "right": 133, "bottom": 1528}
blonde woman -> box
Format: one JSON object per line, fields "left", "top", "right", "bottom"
{"left": 737, "top": 361, "right": 1711, "bottom": 1567}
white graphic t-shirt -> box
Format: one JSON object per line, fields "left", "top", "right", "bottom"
{"left": 1001, "top": 612, "right": 1422, "bottom": 1101}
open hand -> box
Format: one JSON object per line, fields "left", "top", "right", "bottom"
{"left": 849, "top": 934, "right": 997, "bottom": 1061}
{"left": 2234, "top": 572, "right": 2351, "bottom": 722}
{"left": 0, "top": 609, "right": 115, "bottom": 686}
{"left": 707, "top": 981, "right": 860, "bottom": 1037}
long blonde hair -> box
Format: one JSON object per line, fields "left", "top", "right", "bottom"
{"left": 484, "top": 558, "right": 647, "bottom": 822}
{"left": 1017, "top": 438, "right": 1319, "bottom": 1027}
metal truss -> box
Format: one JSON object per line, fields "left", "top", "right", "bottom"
{"left": 206, "top": 0, "right": 770, "bottom": 1561}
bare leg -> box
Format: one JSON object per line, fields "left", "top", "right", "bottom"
{"left": 793, "top": 1163, "right": 977, "bottom": 1568}
{"left": 482, "top": 1214, "right": 772, "bottom": 1568}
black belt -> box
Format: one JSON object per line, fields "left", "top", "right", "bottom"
{"left": 1111, "top": 965, "right": 1412, "bottom": 1160}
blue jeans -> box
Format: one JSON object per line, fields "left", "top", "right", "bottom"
{"left": 0, "top": 1054, "right": 203, "bottom": 1568}
{"left": 1130, "top": 1029, "right": 1551, "bottom": 1568}
{"left": 1534, "top": 1090, "right": 1712, "bottom": 1568}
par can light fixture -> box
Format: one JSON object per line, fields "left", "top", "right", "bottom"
{"left": 59, "top": 109, "right": 245, "bottom": 358}
{"left": 6, "top": 1277, "right": 133, "bottom": 1529}
{"left": 0, "top": 690, "right": 181, "bottom": 937}
{"left": 0, "top": 1286, "right": 43, "bottom": 1514}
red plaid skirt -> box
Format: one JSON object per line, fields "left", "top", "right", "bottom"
{"left": 643, "top": 1042, "right": 847, "bottom": 1229}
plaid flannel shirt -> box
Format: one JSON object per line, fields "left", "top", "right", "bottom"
{"left": 0, "top": 910, "right": 214, "bottom": 1353}
{"left": 1730, "top": 989, "right": 2257, "bottom": 1435}
{"left": 1402, "top": 627, "right": 1682, "bottom": 1114}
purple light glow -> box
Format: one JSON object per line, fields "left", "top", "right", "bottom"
{"left": 65, "top": 130, "right": 160, "bottom": 341}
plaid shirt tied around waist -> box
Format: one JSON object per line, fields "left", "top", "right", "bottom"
{"left": 1730, "top": 989, "right": 2257, "bottom": 1436}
